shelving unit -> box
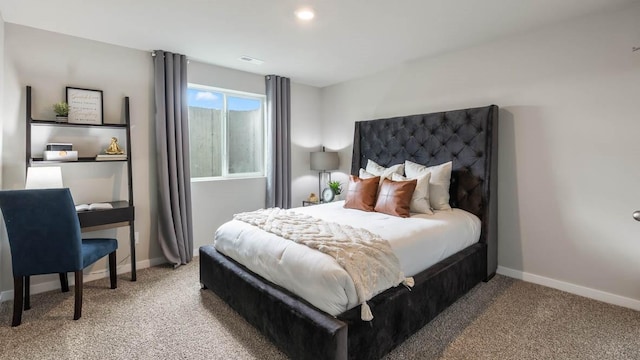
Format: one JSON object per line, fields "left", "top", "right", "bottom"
{"left": 25, "top": 85, "right": 137, "bottom": 281}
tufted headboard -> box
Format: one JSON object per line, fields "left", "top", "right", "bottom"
{"left": 351, "top": 105, "right": 498, "bottom": 277}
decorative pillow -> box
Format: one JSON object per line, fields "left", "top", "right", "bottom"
{"left": 404, "top": 160, "right": 452, "bottom": 211}
{"left": 392, "top": 172, "right": 433, "bottom": 215}
{"left": 359, "top": 168, "right": 390, "bottom": 187}
{"left": 343, "top": 175, "right": 380, "bottom": 212}
{"left": 359, "top": 168, "right": 376, "bottom": 179}
{"left": 365, "top": 159, "right": 404, "bottom": 178}
{"left": 360, "top": 160, "right": 404, "bottom": 188}
{"left": 374, "top": 178, "right": 417, "bottom": 218}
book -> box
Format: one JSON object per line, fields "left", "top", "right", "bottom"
{"left": 95, "top": 154, "right": 128, "bottom": 161}
{"left": 75, "top": 202, "right": 114, "bottom": 212}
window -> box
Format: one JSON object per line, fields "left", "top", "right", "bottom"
{"left": 187, "top": 84, "right": 265, "bottom": 180}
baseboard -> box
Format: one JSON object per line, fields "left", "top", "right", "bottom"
{"left": 0, "top": 257, "right": 166, "bottom": 303}
{"left": 497, "top": 266, "right": 640, "bottom": 311}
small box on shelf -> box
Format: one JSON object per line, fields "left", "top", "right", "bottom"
{"left": 43, "top": 150, "right": 78, "bottom": 161}
{"left": 46, "top": 143, "right": 73, "bottom": 151}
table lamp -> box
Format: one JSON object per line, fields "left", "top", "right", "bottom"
{"left": 310, "top": 147, "right": 339, "bottom": 202}
{"left": 25, "top": 166, "right": 64, "bottom": 189}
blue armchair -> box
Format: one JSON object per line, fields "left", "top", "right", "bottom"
{"left": 0, "top": 188, "right": 118, "bottom": 326}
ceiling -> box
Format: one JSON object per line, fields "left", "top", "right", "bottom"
{"left": 0, "top": 0, "right": 637, "bottom": 87}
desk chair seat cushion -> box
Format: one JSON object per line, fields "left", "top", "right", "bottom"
{"left": 82, "top": 239, "right": 118, "bottom": 267}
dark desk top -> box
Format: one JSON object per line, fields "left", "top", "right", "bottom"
{"left": 77, "top": 201, "right": 134, "bottom": 228}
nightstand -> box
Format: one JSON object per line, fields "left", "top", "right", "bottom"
{"left": 302, "top": 200, "right": 321, "bottom": 207}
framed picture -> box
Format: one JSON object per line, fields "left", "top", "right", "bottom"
{"left": 66, "top": 87, "right": 103, "bottom": 125}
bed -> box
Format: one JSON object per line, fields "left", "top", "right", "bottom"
{"left": 199, "top": 104, "right": 498, "bottom": 360}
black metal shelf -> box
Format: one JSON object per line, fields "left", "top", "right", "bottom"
{"left": 30, "top": 119, "right": 127, "bottom": 128}
{"left": 30, "top": 157, "right": 128, "bottom": 164}
{"left": 25, "top": 85, "right": 137, "bottom": 281}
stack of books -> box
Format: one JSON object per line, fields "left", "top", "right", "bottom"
{"left": 96, "top": 154, "right": 128, "bottom": 161}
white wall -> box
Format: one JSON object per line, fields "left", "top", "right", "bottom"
{"left": 321, "top": 4, "right": 640, "bottom": 308}
{"left": 187, "top": 61, "right": 322, "bottom": 252}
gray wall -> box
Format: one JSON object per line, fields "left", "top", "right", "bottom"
{"left": 0, "top": 13, "right": 5, "bottom": 291}
{"left": 187, "top": 61, "right": 322, "bottom": 253}
{"left": 6, "top": 3, "right": 634, "bottom": 312}
{"left": 1, "top": 24, "right": 159, "bottom": 297}
{"left": 0, "top": 25, "right": 322, "bottom": 298}
{"left": 320, "top": 3, "right": 640, "bottom": 309}
{"left": 0, "top": 12, "right": 4, "bottom": 184}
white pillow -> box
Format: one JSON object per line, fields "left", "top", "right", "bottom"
{"left": 359, "top": 168, "right": 387, "bottom": 188}
{"left": 404, "top": 160, "right": 452, "bottom": 211}
{"left": 392, "top": 172, "right": 433, "bottom": 215}
{"left": 359, "top": 168, "right": 376, "bottom": 179}
{"left": 365, "top": 159, "right": 404, "bottom": 178}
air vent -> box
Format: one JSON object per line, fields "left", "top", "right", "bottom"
{"left": 239, "top": 56, "right": 264, "bottom": 65}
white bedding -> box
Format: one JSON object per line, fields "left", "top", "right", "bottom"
{"left": 214, "top": 201, "right": 481, "bottom": 317}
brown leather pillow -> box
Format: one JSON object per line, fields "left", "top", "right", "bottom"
{"left": 374, "top": 178, "right": 417, "bottom": 217}
{"left": 343, "top": 175, "right": 380, "bottom": 212}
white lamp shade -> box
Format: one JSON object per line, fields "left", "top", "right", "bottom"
{"left": 310, "top": 151, "right": 339, "bottom": 171}
{"left": 25, "top": 167, "right": 64, "bottom": 189}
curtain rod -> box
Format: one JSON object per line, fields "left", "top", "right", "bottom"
{"left": 151, "top": 51, "right": 190, "bottom": 63}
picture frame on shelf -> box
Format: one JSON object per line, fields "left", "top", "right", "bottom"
{"left": 66, "top": 87, "right": 103, "bottom": 125}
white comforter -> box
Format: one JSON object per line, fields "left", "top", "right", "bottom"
{"left": 214, "top": 201, "right": 480, "bottom": 317}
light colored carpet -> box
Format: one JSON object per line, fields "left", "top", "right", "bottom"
{"left": 1, "top": 260, "right": 639, "bottom": 359}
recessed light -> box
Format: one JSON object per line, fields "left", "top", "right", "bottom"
{"left": 295, "top": 8, "right": 315, "bottom": 21}
{"left": 239, "top": 56, "right": 264, "bottom": 65}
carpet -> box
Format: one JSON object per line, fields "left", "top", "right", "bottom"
{"left": 0, "top": 260, "right": 638, "bottom": 359}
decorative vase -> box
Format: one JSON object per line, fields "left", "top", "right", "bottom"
{"left": 55, "top": 115, "right": 68, "bottom": 123}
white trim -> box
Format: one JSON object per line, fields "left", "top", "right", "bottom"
{"left": 497, "top": 266, "right": 640, "bottom": 311}
{"left": 187, "top": 83, "right": 265, "bottom": 99}
{"left": 0, "top": 257, "right": 166, "bottom": 303}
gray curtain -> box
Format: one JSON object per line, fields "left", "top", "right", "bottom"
{"left": 265, "top": 75, "right": 291, "bottom": 209}
{"left": 153, "top": 50, "right": 193, "bottom": 266}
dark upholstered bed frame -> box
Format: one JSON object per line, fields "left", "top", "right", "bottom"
{"left": 200, "top": 104, "right": 498, "bottom": 360}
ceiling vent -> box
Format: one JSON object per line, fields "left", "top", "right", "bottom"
{"left": 239, "top": 56, "right": 264, "bottom": 65}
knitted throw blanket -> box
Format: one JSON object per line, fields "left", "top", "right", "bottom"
{"left": 234, "top": 208, "right": 414, "bottom": 320}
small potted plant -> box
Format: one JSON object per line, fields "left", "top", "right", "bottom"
{"left": 53, "top": 102, "right": 69, "bottom": 122}
{"left": 328, "top": 180, "right": 342, "bottom": 196}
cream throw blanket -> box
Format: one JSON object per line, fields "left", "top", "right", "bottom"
{"left": 234, "top": 208, "right": 414, "bottom": 320}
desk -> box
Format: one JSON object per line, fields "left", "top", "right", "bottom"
{"left": 77, "top": 201, "right": 136, "bottom": 281}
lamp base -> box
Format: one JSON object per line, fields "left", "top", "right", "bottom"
{"left": 318, "top": 171, "right": 332, "bottom": 202}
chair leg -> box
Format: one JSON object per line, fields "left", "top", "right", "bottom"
{"left": 59, "top": 273, "right": 69, "bottom": 292}
{"left": 73, "top": 271, "right": 83, "bottom": 321}
{"left": 109, "top": 251, "right": 117, "bottom": 289}
{"left": 24, "top": 276, "right": 31, "bottom": 310}
{"left": 12, "top": 276, "right": 24, "bottom": 327}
